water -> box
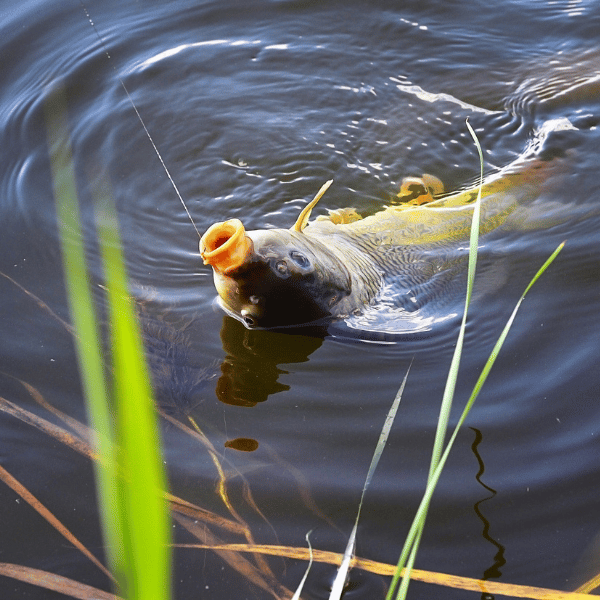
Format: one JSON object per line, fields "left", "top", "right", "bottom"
{"left": 0, "top": 0, "right": 599, "bottom": 598}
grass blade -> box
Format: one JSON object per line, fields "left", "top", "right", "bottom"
{"left": 429, "top": 118, "right": 484, "bottom": 475}
{"left": 386, "top": 119, "right": 485, "bottom": 600}
{"left": 45, "top": 85, "right": 124, "bottom": 582}
{"left": 330, "top": 363, "right": 411, "bottom": 599}
{"left": 46, "top": 85, "right": 171, "bottom": 599}
{"left": 399, "top": 240, "right": 565, "bottom": 590}
{"left": 291, "top": 531, "right": 314, "bottom": 600}
{"left": 97, "top": 202, "right": 172, "bottom": 599}
{"left": 388, "top": 237, "right": 564, "bottom": 600}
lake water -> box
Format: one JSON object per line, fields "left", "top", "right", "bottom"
{"left": 0, "top": 0, "right": 599, "bottom": 598}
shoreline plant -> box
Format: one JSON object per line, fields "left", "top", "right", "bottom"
{"left": 46, "top": 86, "right": 172, "bottom": 600}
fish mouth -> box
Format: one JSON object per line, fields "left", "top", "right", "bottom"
{"left": 200, "top": 219, "right": 253, "bottom": 274}
{"left": 215, "top": 296, "right": 265, "bottom": 329}
{"left": 214, "top": 275, "right": 335, "bottom": 330}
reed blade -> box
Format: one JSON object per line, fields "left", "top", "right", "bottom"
{"left": 330, "top": 363, "right": 411, "bottom": 599}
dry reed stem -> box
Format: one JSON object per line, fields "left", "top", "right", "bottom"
{"left": 0, "top": 393, "right": 246, "bottom": 534}
{"left": 176, "top": 543, "right": 597, "bottom": 600}
{"left": 0, "top": 464, "right": 114, "bottom": 582}
{"left": 173, "top": 513, "right": 294, "bottom": 600}
{"left": 0, "top": 563, "right": 119, "bottom": 600}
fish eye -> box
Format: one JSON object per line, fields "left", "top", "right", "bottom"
{"left": 289, "top": 250, "right": 311, "bottom": 268}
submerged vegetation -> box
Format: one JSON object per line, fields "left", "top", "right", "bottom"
{"left": 0, "top": 94, "right": 594, "bottom": 600}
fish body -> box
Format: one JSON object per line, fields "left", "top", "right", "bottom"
{"left": 200, "top": 152, "right": 560, "bottom": 330}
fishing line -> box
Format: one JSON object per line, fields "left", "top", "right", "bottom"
{"left": 78, "top": 1, "right": 202, "bottom": 239}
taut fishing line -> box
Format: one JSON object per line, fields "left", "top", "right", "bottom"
{"left": 78, "top": 1, "right": 202, "bottom": 239}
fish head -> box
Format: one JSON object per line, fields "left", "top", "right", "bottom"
{"left": 200, "top": 218, "right": 352, "bottom": 329}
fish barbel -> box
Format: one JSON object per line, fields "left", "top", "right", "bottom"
{"left": 200, "top": 151, "right": 562, "bottom": 330}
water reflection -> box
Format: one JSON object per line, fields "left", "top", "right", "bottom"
{"left": 216, "top": 315, "right": 324, "bottom": 407}
{"left": 471, "top": 427, "right": 506, "bottom": 597}
{"left": 223, "top": 437, "right": 259, "bottom": 452}
{"left": 142, "top": 303, "right": 324, "bottom": 416}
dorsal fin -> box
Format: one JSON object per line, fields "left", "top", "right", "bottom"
{"left": 291, "top": 179, "right": 333, "bottom": 232}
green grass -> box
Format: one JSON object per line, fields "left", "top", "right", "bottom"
{"left": 45, "top": 86, "right": 172, "bottom": 600}
{"left": 307, "top": 120, "right": 564, "bottom": 600}
{"left": 385, "top": 121, "right": 564, "bottom": 600}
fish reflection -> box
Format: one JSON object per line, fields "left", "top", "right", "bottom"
{"left": 141, "top": 301, "right": 323, "bottom": 415}
{"left": 216, "top": 315, "right": 325, "bottom": 407}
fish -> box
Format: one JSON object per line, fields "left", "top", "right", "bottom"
{"left": 200, "top": 148, "right": 564, "bottom": 331}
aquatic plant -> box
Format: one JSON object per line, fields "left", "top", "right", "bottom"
{"left": 309, "top": 120, "right": 565, "bottom": 600}
{"left": 45, "top": 86, "right": 172, "bottom": 600}
{"left": 385, "top": 122, "right": 564, "bottom": 600}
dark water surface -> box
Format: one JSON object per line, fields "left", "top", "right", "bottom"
{"left": 1, "top": 0, "right": 599, "bottom": 598}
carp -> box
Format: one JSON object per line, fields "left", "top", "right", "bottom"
{"left": 200, "top": 150, "right": 562, "bottom": 331}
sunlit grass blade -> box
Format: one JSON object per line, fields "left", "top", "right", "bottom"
{"left": 330, "top": 363, "right": 411, "bottom": 599}
{"left": 386, "top": 126, "right": 563, "bottom": 600}
{"left": 386, "top": 119, "right": 485, "bottom": 600}
{"left": 171, "top": 541, "right": 594, "bottom": 600}
{"left": 97, "top": 202, "right": 172, "bottom": 599}
{"left": 46, "top": 85, "right": 172, "bottom": 599}
{"left": 391, "top": 240, "right": 564, "bottom": 599}
{"left": 0, "top": 550, "right": 591, "bottom": 600}
{"left": 456, "top": 240, "right": 564, "bottom": 411}
{"left": 429, "top": 118, "right": 484, "bottom": 475}
{"left": 576, "top": 572, "right": 600, "bottom": 595}
{"left": 45, "top": 85, "right": 124, "bottom": 583}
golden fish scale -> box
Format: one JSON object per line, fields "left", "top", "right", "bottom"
{"left": 305, "top": 156, "right": 554, "bottom": 278}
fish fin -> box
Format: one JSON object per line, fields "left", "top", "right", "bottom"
{"left": 396, "top": 174, "right": 444, "bottom": 206}
{"left": 291, "top": 179, "right": 333, "bottom": 232}
{"left": 316, "top": 207, "right": 363, "bottom": 224}
{"left": 422, "top": 173, "right": 444, "bottom": 196}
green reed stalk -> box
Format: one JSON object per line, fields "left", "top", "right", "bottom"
{"left": 46, "top": 86, "right": 172, "bottom": 600}
{"left": 386, "top": 120, "right": 484, "bottom": 600}
{"left": 386, "top": 121, "right": 564, "bottom": 600}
